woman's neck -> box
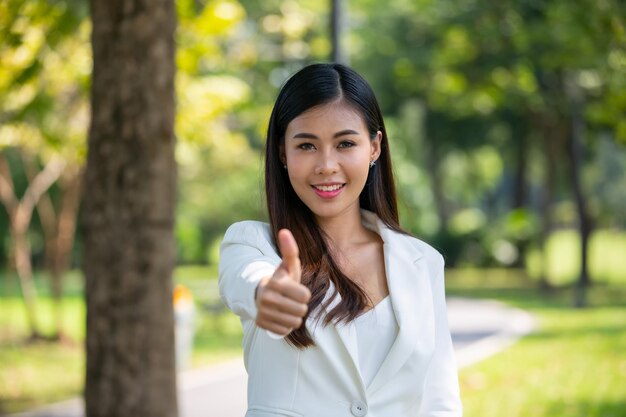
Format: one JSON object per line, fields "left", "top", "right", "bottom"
{"left": 315, "top": 206, "right": 373, "bottom": 249}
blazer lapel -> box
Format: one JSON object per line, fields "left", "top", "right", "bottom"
{"left": 364, "top": 215, "right": 436, "bottom": 395}
{"left": 319, "top": 282, "right": 364, "bottom": 389}
{"left": 313, "top": 211, "right": 436, "bottom": 395}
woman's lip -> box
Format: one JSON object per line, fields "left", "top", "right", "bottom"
{"left": 311, "top": 183, "right": 345, "bottom": 199}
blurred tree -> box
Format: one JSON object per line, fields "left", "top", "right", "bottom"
{"left": 0, "top": 0, "right": 88, "bottom": 338}
{"left": 29, "top": 160, "right": 83, "bottom": 340}
{"left": 174, "top": 0, "right": 263, "bottom": 264}
{"left": 83, "top": 0, "right": 177, "bottom": 416}
{"left": 349, "top": 0, "right": 625, "bottom": 285}
{"left": 0, "top": 148, "right": 64, "bottom": 339}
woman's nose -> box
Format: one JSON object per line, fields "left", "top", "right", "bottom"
{"left": 314, "top": 151, "right": 339, "bottom": 175}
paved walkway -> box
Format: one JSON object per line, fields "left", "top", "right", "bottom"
{"left": 8, "top": 297, "right": 535, "bottom": 417}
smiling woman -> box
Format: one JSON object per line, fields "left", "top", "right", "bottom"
{"left": 218, "top": 63, "right": 462, "bottom": 417}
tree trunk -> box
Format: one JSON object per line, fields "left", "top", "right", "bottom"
{"left": 565, "top": 79, "right": 593, "bottom": 308}
{"left": 0, "top": 153, "right": 39, "bottom": 338}
{"left": 511, "top": 122, "right": 528, "bottom": 211}
{"left": 26, "top": 154, "right": 84, "bottom": 340}
{"left": 51, "top": 169, "right": 83, "bottom": 340}
{"left": 532, "top": 69, "right": 570, "bottom": 291}
{"left": 12, "top": 226, "right": 41, "bottom": 338}
{"left": 84, "top": 1, "right": 178, "bottom": 417}
{"left": 539, "top": 133, "right": 557, "bottom": 289}
{"left": 425, "top": 135, "right": 448, "bottom": 229}
{"left": 24, "top": 154, "right": 62, "bottom": 337}
{"left": 0, "top": 151, "right": 65, "bottom": 339}
{"left": 510, "top": 115, "right": 530, "bottom": 268}
{"left": 532, "top": 111, "right": 563, "bottom": 290}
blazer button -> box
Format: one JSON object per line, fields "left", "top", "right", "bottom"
{"left": 350, "top": 400, "right": 368, "bottom": 416}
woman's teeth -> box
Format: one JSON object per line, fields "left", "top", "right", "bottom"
{"left": 314, "top": 184, "right": 343, "bottom": 192}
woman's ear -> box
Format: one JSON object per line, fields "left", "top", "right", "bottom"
{"left": 370, "top": 131, "right": 382, "bottom": 163}
{"left": 279, "top": 145, "right": 286, "bottom": 165}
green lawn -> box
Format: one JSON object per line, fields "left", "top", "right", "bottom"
{"left": 0, "top": 337, "right": 84, "bottom": 413}
{"left": 459, "top": 305, "right": 625, "bottom": 417}
{"left": 446, "top": 271, "right": 626, "bottom": 417}
{"left": 0, "top": 229, "right": 625, "bottom": 415}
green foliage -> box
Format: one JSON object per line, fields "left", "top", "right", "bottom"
{"left": 346, "top": 0, "right": 626, "bottom": 270}
{"left": 0, "top": 0, "right": 89, "bottom": 163}
{"left": 2, "top": 0, "right": 626, "bottom": 279}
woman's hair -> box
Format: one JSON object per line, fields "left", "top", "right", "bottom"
{"left": 265, "top": 63, "right": 402, "bottom": 348}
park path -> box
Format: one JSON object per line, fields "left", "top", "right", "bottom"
{"left": 8, "top": 297, "right": 535, "bottom": 417}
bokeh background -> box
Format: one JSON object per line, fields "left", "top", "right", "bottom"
{"left": 1, "top": 0, "right": 625, "bottom": 416}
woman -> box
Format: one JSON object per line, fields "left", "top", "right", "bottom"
{"left": 219, "top": 63, "right": 462, "bottom": 417}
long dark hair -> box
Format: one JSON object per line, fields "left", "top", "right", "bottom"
{"left": 265, "top": 63, "right": 402, "bottom": 348}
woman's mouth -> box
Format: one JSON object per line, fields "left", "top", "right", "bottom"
{"left": 311, "top": 183, "right": 345, "bottom": 199}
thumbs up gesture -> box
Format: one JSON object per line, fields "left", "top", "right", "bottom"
{"left": 255, "top": 229, "right": 312, "bottom": 336}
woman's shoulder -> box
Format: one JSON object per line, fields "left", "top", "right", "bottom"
{"left": 223, "top": 220, "right": 273, "bottom": 244}
{"left": 362, "top": 210, "right": 445, "bottom": 267}
{"left": 398, "top": 232, "right": 445, "bottom": 268}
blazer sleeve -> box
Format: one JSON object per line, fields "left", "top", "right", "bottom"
{"left": 218, "top": 221, "right": 281, "bottom": 321}
{"left": 419, "top": 257, "right": 463, "bottom": 417}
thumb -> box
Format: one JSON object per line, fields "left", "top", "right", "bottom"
{"left": 277, "top": 229, "right": 301, "bottom": 282}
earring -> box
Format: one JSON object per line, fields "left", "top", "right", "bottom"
{"left": 369, "top": 160, "right": 376, "bottom": 168}
{"left": 283, "top": 164, "right": 287, "bottom": 169}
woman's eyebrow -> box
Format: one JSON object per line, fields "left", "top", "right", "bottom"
{"left": 333, "top": 129, "right": 359, "bottom": 138}
{"left": 292, "top": 129, "right": 360, "bottom": 139}
{"left": 292, "top": 132, "right": 319, "bottom": 139}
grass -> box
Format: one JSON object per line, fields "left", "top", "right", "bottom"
{"left": 458, "top": 306, "right": 625, "bottom": 417}
{"left": 0, "top": 339, "right": 84, "bottom": 413}
{"left": 445, "top": 272, "right": 626, "bottom": 417}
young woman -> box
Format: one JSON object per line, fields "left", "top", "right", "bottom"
{"left": 219, "top": 63, "right": 462, "bottom": 417}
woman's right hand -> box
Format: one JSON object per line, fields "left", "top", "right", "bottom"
{"left": 255, "top": 229, "right": 312, "bottom": 336}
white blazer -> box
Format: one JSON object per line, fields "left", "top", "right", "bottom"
{"left": 218, "top": 210, "right": 462, "bottom": 417}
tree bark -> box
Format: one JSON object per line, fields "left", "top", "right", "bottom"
{"left": 84, "top": 1, "right": 178, "bottom": 417}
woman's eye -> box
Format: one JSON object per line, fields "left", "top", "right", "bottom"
{"left": 298, "top": 143, "right": 315, "bottom": 151}
{"left": 338, "top": 141, "right": 355, "bottom": 149}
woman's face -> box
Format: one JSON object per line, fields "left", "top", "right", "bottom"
{"left": 282, "top": 100, "right": 381, "bottom": 222}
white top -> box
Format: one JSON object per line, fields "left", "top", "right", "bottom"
{"left": 354, "top": 295, "right": 399, "bottom": 387}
